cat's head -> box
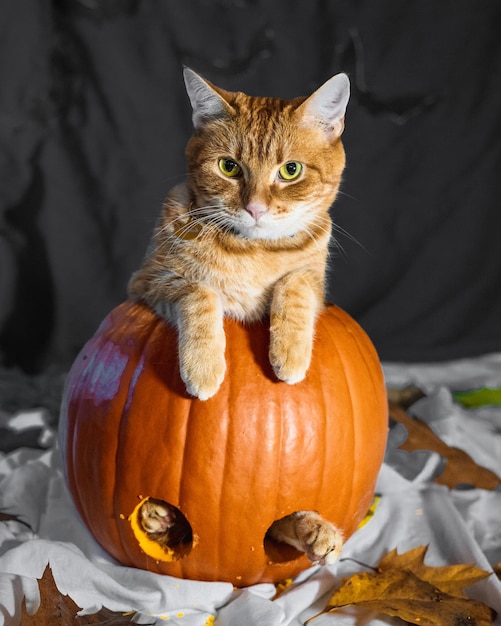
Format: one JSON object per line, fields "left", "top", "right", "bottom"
{"left": 184, "top": 68, "right": 350, "bottom": 241}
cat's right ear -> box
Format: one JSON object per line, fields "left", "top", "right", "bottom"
{"left": 183, "top": 67, "right": 232, "bottom": 129}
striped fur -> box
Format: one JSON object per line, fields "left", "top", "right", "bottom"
{"left": 129, "top": 69, "right": 349, "bottom": 401}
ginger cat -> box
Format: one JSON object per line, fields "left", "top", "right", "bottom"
{"left": 129, "top": 68, "right": 350, "bottom": 565}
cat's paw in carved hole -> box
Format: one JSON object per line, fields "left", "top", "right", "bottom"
{"left": 265, "top": 511, "right": 343, "bottom": 565}
{"left": 131, "top": 497, "right": 193, "bottom": 561}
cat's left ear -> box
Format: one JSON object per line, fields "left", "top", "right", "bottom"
{"left": 183, "top": 67, "right": 233, "bottom": 130}
{"left": 297, "top": 73, "right": 350, "bottom": 140}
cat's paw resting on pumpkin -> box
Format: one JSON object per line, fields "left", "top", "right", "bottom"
{"left": 269, "top": 308, "right": 314, "bottom": 384}
{"left": 269, "top": 335, "right": 312, "bottom": 385}
{"left": 179, "top": 345, "right": 226, "bottom": 401}
{"left": 177, "top": 289, "right": 226, "bottom": 400}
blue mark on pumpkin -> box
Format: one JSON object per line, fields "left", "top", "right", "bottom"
{"left": 82, "top": 341, "right": 128, "bottom": 406}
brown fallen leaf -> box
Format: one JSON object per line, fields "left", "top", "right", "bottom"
{"left": 389, "top": 402, "right": 500, "bottom": 490}
{"left": 387, "top": 385, "right": 425, "bottom": 408}
{"left": 0, "top": 510, "right": 33, "bottom": 531}
{"left": 306, "top": 545, "right": 495, "bottom": 626}
{"left": 312, "top": 570, "right": 491, "bottom": 626}
{"left": 20, "top": 565, "right": 137, "bottom": 625}
{"left": 21, "top": 566, "right": 80, "bottom": 625}
{"left": 378, "top": 546, "right": 491, "bottom": 597}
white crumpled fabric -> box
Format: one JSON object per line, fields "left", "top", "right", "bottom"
{"left": 1, "top": 354, "right": 501, "bottom": 625}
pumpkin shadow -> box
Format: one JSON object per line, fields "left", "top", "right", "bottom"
{"left": 230, "top": 317, "right": 279, "bottom": 384}
{"left": 146, "top": 314, "right": 194, "bottom": 400}
{"left": 263, "top": 535, "right": 303, "bottom": 564}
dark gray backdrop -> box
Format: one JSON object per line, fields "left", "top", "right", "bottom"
{"left": 1, "top": 0, "right": 500, "bottom": 373}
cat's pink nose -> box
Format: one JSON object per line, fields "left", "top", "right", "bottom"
{"left": 245, "top": 202, "right": 267, "bottom": 221}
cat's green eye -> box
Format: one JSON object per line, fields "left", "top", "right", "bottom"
{"left": 218, "top": 158, "right": 242, "bottom": 178}
{"left": 278, "top": 161, "right": 303, "bottom": 181}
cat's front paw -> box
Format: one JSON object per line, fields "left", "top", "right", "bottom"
{"left": 180, "top": 344, "right": 226, "bottom": 401}
{"left": 268, "top": 510, "right": 343, "bottom": 565}
{"left": 269, "top": 335, "right": 311, "bottom": 385}
{"left": 294, "top": 512, "right": 343, "bottom": 565}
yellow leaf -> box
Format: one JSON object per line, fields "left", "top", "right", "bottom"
{"left": 357, "top": 495, "right": 381, "bottom": 530}
{"left": 273, "top": 577, "right": 293, "bottom": 599}
{"left": 378, "top": 546, "right": 491, "bottom": 597}
{"left": 306, "top": 546, "right": 495, "bottom": 625}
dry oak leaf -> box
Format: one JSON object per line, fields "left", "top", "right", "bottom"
{"left": 0, "top": 510, "right": 33, "bottom": 531}
{"left": 306, "top": 546, "right": 494, "bottom": 626}
{"left": 20, "top": 565, "right": 80, "bottom": 626}
{"left": 21, "top": 565, "right": 136, "bottom": 625}
{"left": 388, "top": 402, "right": 500, "bottom": 490}
{"left": 378, "top": 546, "right": 491, "bottom": 597}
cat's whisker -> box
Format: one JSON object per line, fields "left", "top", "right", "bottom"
{"left": 305, "top": 228, "right": 327, "bottom": 250}
{"left": 329, "top": 235, "right": 348, "bottom": 262}
{"left": 156, "top": 204, "right": 224, "bottom": 232}
{"left": 295, "top": 213, "right": 331, "bottom": 249}
{"left": 331, "top": 222, "right": 366, "bottom": 253}
{"left": 335, "top": 188, "right": 360, "bottom": 203}
{"left": 327, "top": 225, "right": 360, "bottom": 263}
{"left": 193, "top": 206, "right": 234, "bottom": 229}
{"left": 153, "top": 206, "right": 227, "bottom": 251}
{"left": 197, "top": 219, "right": 234, "bottom": 243}
{"left": 193, "top": 208, "right": 228, "bottom": 220}
{"left": 155, "top": 213, "right": 194, "bottom": 239}
{"left": 161, "top": 210, "right": 234, "bottom": 254}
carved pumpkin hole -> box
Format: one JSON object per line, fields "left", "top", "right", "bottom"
{"left": 263, "top": 516, "right": 304, "bottom": 564}
{"left": 129, "top": 497, "right": 193, "bottom": 562}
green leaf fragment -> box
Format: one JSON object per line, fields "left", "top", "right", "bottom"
{"left": 452, "top": 387, "right": 501, "bottom": 408}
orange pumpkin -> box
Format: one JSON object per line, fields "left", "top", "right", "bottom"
{"left": 60, "top": 300, "right": 388, "bottom": 587}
